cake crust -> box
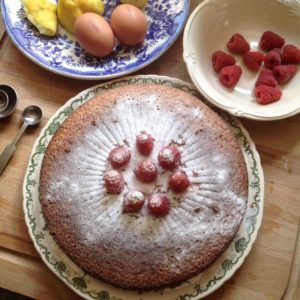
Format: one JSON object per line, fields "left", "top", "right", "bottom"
{"left": 39, "top": 84, "right": 248, "bottom": 289}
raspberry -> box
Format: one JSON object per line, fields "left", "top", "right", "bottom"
{"left": 158, "top": 145, "right": 181, "bottom": 170}
{"left": 104, "top": 170, "right": 124, "bottom": 194}
{"left": 243, "top": 51, "right": 264, "bottom": 72}
{"left": 136, "top": 132, "right": 154, "bottom": 156}
{"left": 264, "top": 48, "right": 281, "bottom": 69}
{"left": 281, "top": 44, "right": 300, "bottom": 64}
{"left": 134, "top": 160, "right": 157, "bottom": 183}
{"left": 219, "top": 65, "right": 242, "bottom": 88}
{"left": 273, "top": 64, "right": 297, "bottom": 84}
{"left": 108, "top": 146, "right": 131, "bottom": 168}
{"left": 255, "top": 85, "right": 282, "bottom": 105}
{"left": 123, "top": 191, "right": 145, "bottom": 213}
{"left": 147, "top": 193, "right": 170, "bottom": 217}
{"left": 259, "top": 31, "right": 285, "bottom": 51}
{"left": 169, "top": 171, "right": 190, "bottom": 193}
{"left": 255, "top": 69, "right": 278, "bottom": 87}
{"left": 212, "top": 50, "right": 236, "bottom": 72}
{"left": 227, "top": 33, "right": 250, "bottom": 55}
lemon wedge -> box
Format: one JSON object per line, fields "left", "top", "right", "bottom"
{"left": 58, "top": 0, "right": 105, "bottom": 34}
{"left": 22, "top": 0, "right": 57, "bottom": 36}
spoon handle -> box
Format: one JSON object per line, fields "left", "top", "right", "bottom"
{"left": 0, "top": 143, "right": 16, "bottom": 175}
{"left": 0, "top": 123, "right": 27, "bottom": 175}
{"left": 12, "top": 123, "right": 27, "bottom": 146}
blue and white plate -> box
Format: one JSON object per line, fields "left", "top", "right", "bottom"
{"left": 1, "top": 0, "right": 189, "bottom": 79}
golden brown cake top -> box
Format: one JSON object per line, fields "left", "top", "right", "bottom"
{"left": 39, "top": 84, "right": 248, "bottom": 289}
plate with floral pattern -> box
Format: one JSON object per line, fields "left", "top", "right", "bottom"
{"left": 23, "top": 75, "right": 264, "bottom": 300}
{"left": 1, "top": 0, "right": 189, "bottom": 79}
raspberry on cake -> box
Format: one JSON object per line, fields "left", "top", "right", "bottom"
{"left": 123, "top": 191, "right": 145, "bottom": 213}
{"left": 147, "top": 193, "right": 170, "bottom": 217}
{"left": 169, "top": 171, "right": 190, "bottom": 193}
{"left": 108, "top": 146, "right": 131, "bottom": 168}
{"left": 136, "top": 131, "right": 154, "bottom": 155}
{"left": 134, "top": 160, "right": 157, "bottom": 183}
{"left": 104, "top": 170, "right": 124, "bottom": 194}
{"left": 158, "top": 145, "right": 181, "bottom": 170}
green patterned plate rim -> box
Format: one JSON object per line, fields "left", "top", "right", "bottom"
{"left": 23, "top": 75, "right": 264, "bottom": 300}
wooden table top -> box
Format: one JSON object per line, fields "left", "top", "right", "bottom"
{"left": 0, "top": 1, "right": 300, "bottom": 300}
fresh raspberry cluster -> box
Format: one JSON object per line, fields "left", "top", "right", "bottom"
{"left": 212, "top": 31, "right": 299, "bottom": 105}
{"left": 103, "top": 132, "right": 190, "bottom": 217}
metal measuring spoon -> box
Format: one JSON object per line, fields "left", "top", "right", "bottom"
{"left": 0, "top": 105, "right": 42, "bottom": 175}
{"left": 0, "top": 85, "right": 18, "bottom": 119}
{"left": 0, "top": 90, "right": 9, "bottom": 113}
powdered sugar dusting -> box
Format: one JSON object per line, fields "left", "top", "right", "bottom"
{"left": 41, "top": 85, "right": 248, "bottom": 285}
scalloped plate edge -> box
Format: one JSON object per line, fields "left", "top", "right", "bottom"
{"left": 22, "top": 75, "right": 264, "bottom": 300}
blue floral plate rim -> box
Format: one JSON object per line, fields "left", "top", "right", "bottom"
{"left": 1, "top": 0, "right": 190, "bottom": 80}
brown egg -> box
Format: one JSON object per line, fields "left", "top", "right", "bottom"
{"left": 74, "top": 13, "right": 115, "bottom": 57}
{"left": 111, "top": 4, "right": 148, "bottom": 46}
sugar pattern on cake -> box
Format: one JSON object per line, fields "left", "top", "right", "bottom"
{"left": 39, "top": 84, "right": 248, "bottom": 289}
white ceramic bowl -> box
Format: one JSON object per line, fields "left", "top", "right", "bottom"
{"left": 183, "top": 0, "right": 300, "bottom": 120}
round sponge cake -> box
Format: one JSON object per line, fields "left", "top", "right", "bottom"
{"left": 39, "top": 84, "right": 248, "bottom": 289}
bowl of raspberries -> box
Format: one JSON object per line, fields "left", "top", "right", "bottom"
{"left": 183, "top": 0, "right": 300, "bottom": 120}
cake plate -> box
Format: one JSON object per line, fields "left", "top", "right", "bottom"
{"left": 23, "top": 75, "right": 264, "bottom": 300}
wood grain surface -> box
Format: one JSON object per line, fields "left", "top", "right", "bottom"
{"left": 0, "top": 1, "right": 300, "bottom": 300}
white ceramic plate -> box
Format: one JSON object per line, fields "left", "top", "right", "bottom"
{"left": 23, "top": 75, "right": 264, "bottom": 300}
{"left": 183, "top": 0, "right": 300, "bottom": 120}
{"left": 1, "top": 0, "right": 189, "bottom": 79}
